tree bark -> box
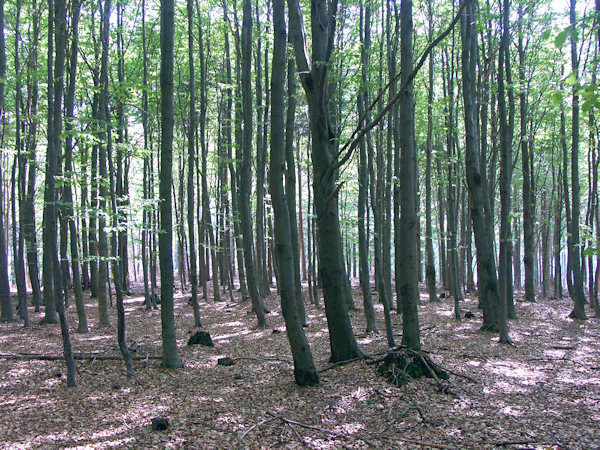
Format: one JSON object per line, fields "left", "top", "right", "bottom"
{"left": 270, "top": 0, "right": 319, "bottom": 385}
{"left": 241, "top": 0, "right": 267, "bottom": 327}
{"left": 287, "top": 0, "right": 362, "bottom": 362}
{"left": 460, "top": 0, "right": 500, "bottom": 333}
{"left": 159, "top": 0, "right": 183, "bottom": 368}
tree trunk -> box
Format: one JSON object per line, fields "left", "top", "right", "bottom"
{"left": 497, "top": 0, "right": 513, "bottom": 342}
{"left": 285, "top": 32, "right": 307, "bottom": 326}
{"left": 461, "top": 0, "right": 500, "bottom": 333}
{"left": 159, "top": 0, "right": 183, "bottom": 368}
{"left": 270, "top": 0, "right": 319, "bottom": 385}
{"left": 241, "top": 0, "right": 267, "bottom": 326}
{"left": 187, "top": 0, "right": 201, "bottom": 327}
{"left": 64, "top": 0, "right": 87, "bottom": 332}
{"left": 424, "top": 0, "right": 437, "bottom": 304}
{"left": 288, "top": 0, "right": 362, "bottom": 362}
{"left": 567, "top": 0, "right": 587, "bottom": 320}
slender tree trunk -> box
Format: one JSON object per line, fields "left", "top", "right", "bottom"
{"left": 567, "top": 0, "right": 587, "bottom": 319}
{"left": 285, "top": 32, "right": 306, "bottom": 326}
{"left": 64, "top": 0, "right": 87, "bottom": 332}
{"left": 242, "top": 0, "right": 267, "bottom": 326}
{"left": 497, "top": 0, "right": 513, "bottom": 342}
{"left": 46, "top": 0, "right": 76, "bottom": 386}
{"left": 23, "top": 0, "right": 42, "bottom": 311}
{"left": 518, "top": 6, "right": 535, "bottom": 303}
{"left": 12, "top": 0, "right": 28, "bottom": 327}
{"left": 425, "top": 0, "right": 437, "bottom": 303}
{"left": 270, "top": 0, "right": 319, "bottom": 385}
{"left": 187, "top": 0, "right": 201, "bottom": 327}
{"left": 96, "top": 0, "right": 112, "bottom": 327}
{"left": 461, "top": 0, "right": 500, "bottom": 333}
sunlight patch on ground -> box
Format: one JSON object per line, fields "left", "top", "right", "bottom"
{"left": 501, "top": 405, "right": 524, "bottom": 417}
{"left": 334, "top": 422, "right": 364, "bottom": 434}
{"left": 484, "top": 380, "right": 530, "bottom": 395}
{"left": 487, "top": 361, "right": 546, "bottom": 385}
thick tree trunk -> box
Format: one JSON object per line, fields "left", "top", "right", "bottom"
{"left": 288, "top": 0, "right": 362, "bottom": 362}
{"left": 159, "top": 0, "right": 183, "bottom": 368}
{"left": 397, "top": 0, "right": 421, "bottom": 351}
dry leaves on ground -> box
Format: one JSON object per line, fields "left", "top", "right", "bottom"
{"left": 1, "top": 283, "right": 599, "bottom": 449}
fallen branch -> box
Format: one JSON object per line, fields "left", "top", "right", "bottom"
{"left": 233, "top": 356, "right": 292, "bottom": 364}
{"left": 397, "top": 438, "right": 454, "bottom": 449}
{"left": 319, "top": 356, "right": 365, "bottom": 373}
{"left": 0, "top": 353, "right": 162, "bottom": 361}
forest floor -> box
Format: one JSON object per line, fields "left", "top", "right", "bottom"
{"left": 1, "top": 282, "right": 599, "bottom": 449}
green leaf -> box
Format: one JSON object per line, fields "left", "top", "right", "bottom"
{"left": 551, "top": 91, "right": 563, "bottom": 106}
{"left": 582, "top": 99, "right": 593, "bottom": 114}
{"left": 566, "top": 73, "right": 577, "bottom": 86}
{"left": 555, "top": 30, "right": 568, "bottom": 48}
{"left": 541, "top": 28, "right": 551, "bottom": 41}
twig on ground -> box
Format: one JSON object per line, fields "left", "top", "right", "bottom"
{"left": 239, "top": 416, "right": 279, "bottom": 442}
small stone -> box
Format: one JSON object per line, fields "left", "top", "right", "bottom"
{"left": 151, "top": 417, "right": 169, "bottom": 431}
{"left": 217, "top": 357, "right": 235, "bottom": 366}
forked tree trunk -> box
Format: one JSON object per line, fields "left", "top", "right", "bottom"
{"left": 270, "top": 0, "right": 319, "bottom": 385}
{"left": 461, "top": 0, "right": 500, "bottom": 333}
{"left": 287, "top": 0, "right": 362, "bottom": 362}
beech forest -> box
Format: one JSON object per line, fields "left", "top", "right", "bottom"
{"left": 1, "top": 0, "right": 600, "bottom": 447}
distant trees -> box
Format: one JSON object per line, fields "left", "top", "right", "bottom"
{"left": 0, "top": 0, "right": 598, "bottom": 385}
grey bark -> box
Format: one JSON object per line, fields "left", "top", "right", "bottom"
{"left": 159, "top": 0, "right": 184, "bottom": 368}
{"left": 270, "top": 0, "right": 319, "bottom": 385}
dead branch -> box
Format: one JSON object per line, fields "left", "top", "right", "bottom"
{"left": 233, "top": 356, "right": 292, "bottom": 363}
{"left": 397, "top": 438, "right": 454, "bottom": 449}
{"left": 0, "top": 353, "right": 162, "bottom": 361}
